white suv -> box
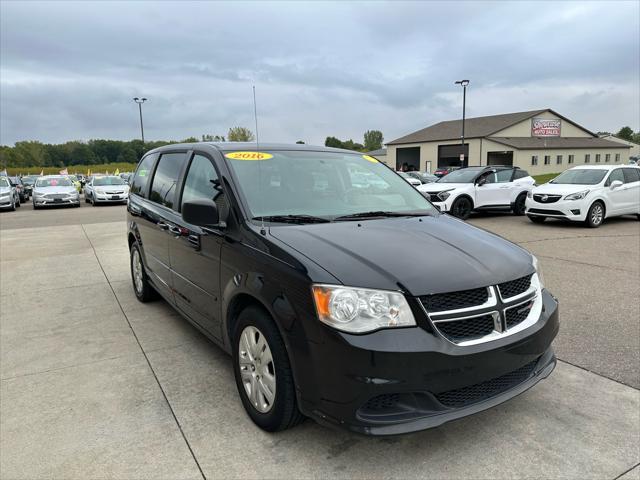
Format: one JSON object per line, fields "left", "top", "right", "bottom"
{"left": 417, "top": 166, "right": 535, "bottom": 219}
{"left": 526, "top": 165, "right": 640, "bottom": 228}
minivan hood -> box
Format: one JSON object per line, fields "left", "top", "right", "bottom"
{"left": 533, "top": 183, "right": 599, "bottom": 195}
{"left": 269, "top": 215, "right": 534, "bottom": 295}
{"left": 417, "top": 182, "right": 468, "bottom": 193}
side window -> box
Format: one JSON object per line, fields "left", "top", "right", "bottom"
{"left": 495, "top": 170, "right": 513, "bottom": 183}
{"left": 130, "top": 153, "right": 157, "bottom": 198}
{"left": 149, "top": 153, "right": 185, "bottom": 209}
{"left": 623, "top": 168, "right": 640, "bottom": 183}
{"left": 606, "top": 169, "right": 625, "bottom": 186}
{"left": 181, "top": 154, "right": 220, "bottom": 208}
{"left": 513, "top": 170, "right": 528, "bottom": 179}
{"left": 479, "top": 172, "right": 497, "bottom": 184}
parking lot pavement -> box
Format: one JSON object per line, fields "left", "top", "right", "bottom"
{"left": 1, "top": 208, "right": 639, "bottom": 479}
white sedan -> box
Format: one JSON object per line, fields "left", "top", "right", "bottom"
{"left": 84, "top": 175, "right": 130, "bottom": 205}
{"left": 525, "top": 165, "right": 640, "bottom": 228}
{"left": 398, "top": 172, "right": 422, "bottom": 187}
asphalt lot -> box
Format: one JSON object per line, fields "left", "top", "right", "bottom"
{"left": 1, "top": 201, "right": 639, "bottom": 479}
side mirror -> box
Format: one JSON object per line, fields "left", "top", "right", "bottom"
{"left": 182, "top": 199, "right": 220, "bottom": 227}
{"left": 610, "top": 180, "right": 623, "bottom": 189}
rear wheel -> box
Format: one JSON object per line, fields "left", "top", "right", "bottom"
{"left": 232, "top": 306, "right": 304, "bottom": 432}
{"left": 130, "top": 242, "right": 157, "bottom": 302}
{"left": 585, "top": 201, "right": 605, "bottom": 228}
{"left": 513, "top": 193, "right": 527, "bottom": 216}
{"left": 528, "top": 215, "right": 546, "bottom": 224}
{"left": 450, "top": 197, "right": 473, "bottom": 220}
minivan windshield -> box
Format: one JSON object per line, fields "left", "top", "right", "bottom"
{"left": 436, "top": 168, "right": 484, "bottom": 183}
{"left": 0, "top": 177, "right": 9, "bottom": 188}
{"left": 225, "top": 150, "right": 436, "bottom": 220}
{"left": 549, "top": 169, "right": 607, "bottom": 185}
{"left": 94, "top": 176, "right": 125, "bottom": 186}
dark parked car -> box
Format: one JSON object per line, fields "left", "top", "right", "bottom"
{"left": 8, "top": 176, "right": 28, "bottom": 202}
{"left": 20, "top": 175, "right": 37, "bottom": 197}
{"left": 127, "top": 143, "right": 558, "bottom": 435}
{"left": 433, "top": 166, "right": 460, "bottom": 178}
{"left": 406, "top": 171, "right": 438, "bottom": 184}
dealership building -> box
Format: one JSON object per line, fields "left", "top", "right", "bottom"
{"left": 385, "top": 109, "right": 632, "bottom": 175}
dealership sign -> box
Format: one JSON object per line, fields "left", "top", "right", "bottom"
{"left": 531, "top": 118, "right": 561, "bottom": 137}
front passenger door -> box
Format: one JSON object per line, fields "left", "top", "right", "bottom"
{"left": 169, "top": 153, "right": 224, "bottom": 339}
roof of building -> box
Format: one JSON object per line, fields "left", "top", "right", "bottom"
{"left": 387, "top": 109, "right": 597, "bottom": 145}
{"left": 488, "top": 137, "right": 631, "bottom": 150}
{"left": 366, "top": 148, "right": 387, "bottom": 156}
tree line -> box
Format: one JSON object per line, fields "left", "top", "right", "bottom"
{"left": 0, "top": 126, "right": 386, "bottom": 168}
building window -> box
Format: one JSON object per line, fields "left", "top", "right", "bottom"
{"left": 531, "top": 155, "right": 538, "bottom": 166}
{"left": 556, "top": 155, "right": 563, "bottom": 165}
{"left": 568, "top": 155, "right": 575, "bottom": 164}
{"left": 544, "top": 155, "right": 551, "bottom": 165}
{"left": 615, "top": 153, "right": 620, "bottom": 162}
{"left": 595, "top": 154, "right": 601, "bottom": 163}
{"left": 605, "top": 154, "right": 611, "bottom": 162}
{"left": 585, "top": 154, "right": 590, "bottom": 163}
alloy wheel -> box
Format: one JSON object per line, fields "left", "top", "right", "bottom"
{"left": 591, "top": 204, "right": 603, "bottom": 226}
{"left": 238, "top": 326, "right": 276, "bottom": 413}
{"left": 132, "top": 249, "right": 144, "bottom": 294}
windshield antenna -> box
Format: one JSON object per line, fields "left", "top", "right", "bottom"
{"left": 253, "top": 85, "right": 266, "bottom": 235}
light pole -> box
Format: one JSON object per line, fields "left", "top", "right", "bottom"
{"left": 454, "top": 80, "right": 469, "bottom": 167}
{"left": 133, "top": 97, "right": 147, "bottom": 143}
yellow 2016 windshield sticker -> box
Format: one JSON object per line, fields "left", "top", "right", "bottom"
{"left": 362, "top": 155, "right": 378, "bottom": 163}
{"left": 225, "top": 151, "right": 273, "bottom": 161}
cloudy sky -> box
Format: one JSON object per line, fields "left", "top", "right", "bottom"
{"left": 1, "top": 1, "right": 639, "bottom": 147}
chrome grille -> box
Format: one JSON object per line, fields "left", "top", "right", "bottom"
{"left": 533, "top": 194, "right": 561, "bottom": 204}
{"left": 436, "top": 314, "right": 497, "bottom": 342}
{"left": 45, "top": 193, "right": 68, "bottom": 199}
{"left": 420, "top": 287, "right": 489, "bottom": 313}
{"left": 435, "top": 359, "right": 538, "bottom": 408}
{"left": 505, "top": 301, "right": 533, "bottom": 328}
{"left": 498, "top": 274, "right": 532, "bottom": 299}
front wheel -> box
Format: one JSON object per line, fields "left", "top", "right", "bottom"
{"left": 450, "top": 197, "right": 473, "bottom": 220}
{"left": 232, "top": 306, "right": 304, "bottom": 432}
{"left": 528, "top": 215, "right": 546, "bottom": 224}
{"left": 513, "top": 193, "right": 527, "bottom": 216}
{"left": 585, "top": 201, "right": 605, "bottom": 228}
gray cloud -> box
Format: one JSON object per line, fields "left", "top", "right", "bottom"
{"left": 1, "top": 0, "right": 638, "bottom": 146}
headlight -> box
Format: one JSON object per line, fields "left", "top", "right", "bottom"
{"left": 438, "top": 190, "right": 453, "bottom": 201}
{"left": 95, "top": 189, "right": 105, "bottom": 194}
{"left": 312, "top": 285, "right": 416, "bottom": 333}
{"left": 532, "top": 255, "right": 545, "bottom": 289}
{"left": 564, "top": 190, "right": 589, "bottom": 201}
{"left": 0, "top": 192, "right": 9, "bottom": 198}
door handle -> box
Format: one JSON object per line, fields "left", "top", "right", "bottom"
{"left": 157, "top": 222, "right": 169, "bottom": 230}
{"left": 168, "top": 225, "right": 184, "bottom": 235}
{"left": 187, "top": 234, "right": 201, "bottom": 250}
{"left": 129, "top": 205, "right": 141, "bottom": 216}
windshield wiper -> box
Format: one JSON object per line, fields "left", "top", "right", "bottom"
{"left": 253, "top": 214, "right": 331, "bottom": 224}
{"left": 334, "top": 211, "right": 431, "bottom": 221}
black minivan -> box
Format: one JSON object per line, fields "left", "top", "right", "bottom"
{"left": 127, "top": 143, "right": 558, "bottom": 435}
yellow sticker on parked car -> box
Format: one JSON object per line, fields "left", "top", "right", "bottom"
{"left": 225, "top": 151, "right": 273, "bottom": 161}
{"left": 362, "top": 155, "right": 378, "bottom": 163}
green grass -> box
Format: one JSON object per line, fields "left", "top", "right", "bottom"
{"left": 5, "top": 163, "right": 138, "bottom": 176}
{"left": 532, "top": 173, "right": 560, "bottom": 185}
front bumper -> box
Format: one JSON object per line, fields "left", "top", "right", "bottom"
{"left": 525, "top": 197, "right": 587, "bottom": 221}
{"left": 94, "top": 193, "right": 128, "bottom": 203}
{"left": 296, "top": 289, "right": 559, "bottom": 435}
{"left": 34, "top": 197, "right": 80, "bottom": 206}
{"left": 0, "top": 198, "right": 13, "bottom": 208}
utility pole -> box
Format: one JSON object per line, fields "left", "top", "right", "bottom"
{"left": 133, "top": 97, "right": 147, "bottom": 143}
{"left": 454, "top": 80, "right": 469, "bottom": 167}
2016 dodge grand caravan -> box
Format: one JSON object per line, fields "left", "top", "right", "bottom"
{"left": 127, "top": 143, "right": 559, "bottom": 435}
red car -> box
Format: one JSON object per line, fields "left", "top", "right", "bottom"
{"left": 433, "top": 166, "right": 460, "bottom": 178}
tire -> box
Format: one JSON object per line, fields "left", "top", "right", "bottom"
{"left": 232, "top": 306, "right": 304, "bottom": 432}
{"left": 513, "top": 193, "right": 527, "bottom": 216}
{"left": 528, "top": 215, "right": 546, "bottom": 224}
{"left": 32, "top": 202, "right": 38, "bottom": 210}
{"left": 450, "top": 196, "right": 473, "bottom": 220}
{"left": 585, "top": 201, "right": 605, "bottom": 228}
{"left": 130, "top": 242, "right": 158, "bottom": 302}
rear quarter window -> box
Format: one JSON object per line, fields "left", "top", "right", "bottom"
{"left": 130, "top": 153, "right": 158, "bottom": 198}
{"left": 623, "top": 168, "right": 640, "bottom": 183}
{"left": 513, "top": 170, "right": 529, "bottom": 179}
